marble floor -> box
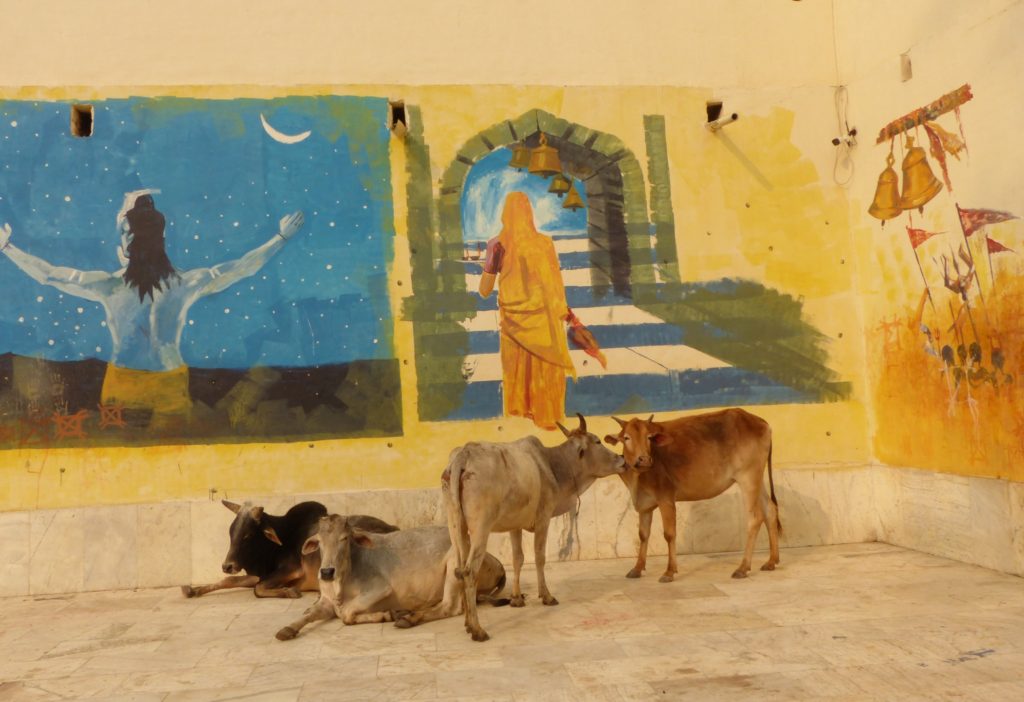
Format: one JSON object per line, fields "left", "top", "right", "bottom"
{"left": 2, "top": 543, "right": 1024, "bottom": 701}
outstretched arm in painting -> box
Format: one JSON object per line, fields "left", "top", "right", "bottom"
{"left": 193, "top": 211, "right": 305, "bottom": 297}
{"left": 0, "top": 223, "right": 115, "bottom": 302}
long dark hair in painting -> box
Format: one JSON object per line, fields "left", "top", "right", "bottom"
{"left": 123, "top": 194, "right": 178, "bottom": 302}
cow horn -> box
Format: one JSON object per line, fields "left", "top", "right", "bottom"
{"left": 646, "top": 414, "right": 655, "bottom": 424}
{"left": 221, "top": 500, "right": 241, "bottom": 514}
{"left": 611, "top": 416, "right": 627, "bottom": 428}
{"left": 555, "top": 421, "right": 571, "bottom": 438}
{"left": 251, "top": 505, "right": 264, "bottom": 523}
{"left": 576, "top": 413, "right": 587, "bottom": 433}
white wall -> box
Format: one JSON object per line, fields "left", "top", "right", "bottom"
{"left": 0, "top": 0, "right": 835, "bottom": 87}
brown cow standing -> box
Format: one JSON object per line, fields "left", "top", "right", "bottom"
{"left": 603, "top": 408, "right": 780, "bottom": 581}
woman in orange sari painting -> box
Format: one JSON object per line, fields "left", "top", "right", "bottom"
{"left": 479, "top": 192, "right": 575, "bottom": 430}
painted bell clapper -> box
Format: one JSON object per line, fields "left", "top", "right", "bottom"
{"left": 528, "top": 133, "right": 562, "bottom": 178}
{"left": 868, "top": 152, "right": 902, "bottom": 226}
{"left": 899, "top": 135, "right": 943, "bottom": 214}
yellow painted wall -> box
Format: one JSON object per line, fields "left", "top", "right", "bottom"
{"left": 0, "top": 81, "right": 870, "bottom": 511}
{"left": 15, "top": 0, "right": 981, "bottom": 510}
{"left": 840, "top": 0, "right": 1024, "bottom": 480}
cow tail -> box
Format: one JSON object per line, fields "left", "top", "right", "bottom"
{"left": 448, "top": 450, "right": 470, "bottom": 581}
{"left": 478, "top": 570, "right": 511, "bottom": 607}
{"left": 767, "top": 440, "right": 782, "bottom": 534}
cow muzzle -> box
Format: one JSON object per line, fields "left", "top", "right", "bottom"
{"left": 320, "top": 567, "right": 336, "bottom": 581}
{"left": 633, "top": 456, "right": 654, "bottom": 471}
{"left": 222, "top": 562, "right": 241, "bottom": 575}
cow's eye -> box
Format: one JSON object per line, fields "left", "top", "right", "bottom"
{"left": 623, "top": 436, "right": 630, "bottom": 443}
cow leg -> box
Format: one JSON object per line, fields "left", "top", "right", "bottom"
{"left": 760, "top": 489, "right": 781, "bottom": 571}
{"left": 533, "top": 520, "right": 558, "bottom": 606}
{"left": 627, "top": 509, "right": 654, "bottom": 578}
{"left": 460, "top": 538, "right": 491, "bottom": 642}
{"left": 509, "top": 529, "right": 526, "bottom": 607}
{"left": 254, "top": 566, "right": 305, "bottom": 598}
{"left": 275, "top": 597, "right": 335, "bottom": 641}
{"left": 657, "top": 501, "right": 678, "bottom": 583}
{"left": 338, "top": 587, "right": 395, "bottom": 625}
{"left": 733, "top": 484, "right": 766, "bottom": 579}
{"left": 181, "top": 574, "right": 259, "bottom": 598}
{"left": 395, "top": 559, "right": 463, "bottom": 629}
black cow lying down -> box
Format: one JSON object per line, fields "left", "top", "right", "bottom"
{"left": 182, "top": 500, "right": 398, "bottom": 598}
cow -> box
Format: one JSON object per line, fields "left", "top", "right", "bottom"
{"left": 274, "top": 517, "right": 508, "bottom": 640}
{"left": 437, "top": 413, "right": 626, "bottom": 642}
{"left": 603, "top": 409, "right": 780, "bottom": 582}
{"left": 181, "top": 500, "right": 397, "bottom": 599}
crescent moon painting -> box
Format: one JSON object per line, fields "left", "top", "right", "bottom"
{"left": 260, "top": 113, "right": 312, "bottom": 144}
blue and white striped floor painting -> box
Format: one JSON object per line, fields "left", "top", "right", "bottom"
{"left": 447, "top": 230, "right": 814, "bottom": 421}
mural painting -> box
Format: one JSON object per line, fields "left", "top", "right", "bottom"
{"left": 0, "top": 96, "right": 401, "bottom": 447}
{"left": 867, "top": 85, "right": 1023, "bottom": 478}
{"left": 403, "top": 108, "right": 851, "bottom": 428}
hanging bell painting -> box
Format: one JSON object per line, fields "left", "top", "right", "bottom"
{"left": 548, "top": 173, "right": 571, "bottom": 197}
{"left": 508, "top": 143, "right": 530, "bottom": 171}
{"left": 899, "top": 135, "right": 943, "bottom": 213}
{"left": 867, "top": 153, "right": 902, "bottom": 226}
{"left": 528, "top": 133, "right": 562, "bottom": 178}
{"left": 563, "top": 180, "right": 584, "bottom": 211}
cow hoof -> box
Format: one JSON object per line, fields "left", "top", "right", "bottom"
{"left": 509, "top": 594, "right": 526, "bottom": 608}
{"left": 542, "top": 596, "right": 559, "bottom": 606}
{"left": 471, "top": 630, "right": 490, "bottom": 642}
{"left": 760, "top": 562, "right": 777, "bottom": 571}
{"left": 625, "top": 569, "right": 642, "bottom": 579}
{"left": 275, "top": 627, "right": 298, "bottom": 641}
{"left": 394, "top": 617, "right": 414, "bottom": 629}
{"left": 658, "top": 574, "right": 674, "bottom": 583}
{"left": 731, "top": 569, "right": 749, "bottom": 579}
{"left": 180, "top": 585, "right": 196, "bottom": 598}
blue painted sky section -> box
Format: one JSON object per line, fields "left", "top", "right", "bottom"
{"left": 460, "top": 147, "right": 588, "bottom": 242}
{"left": 0, "top": 96, "right": 394, "bottom": 369}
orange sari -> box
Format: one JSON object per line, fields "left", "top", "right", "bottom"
{"left": 489, "top": 192, "right": 575, "bottom": 429}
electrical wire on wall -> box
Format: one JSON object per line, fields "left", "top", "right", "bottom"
{"left": 832, "top": 85, "right": 856, "bottom": 187}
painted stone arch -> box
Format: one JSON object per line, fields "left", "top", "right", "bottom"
{"left": 437, "top": 109, "right": 666, "bottom": 301}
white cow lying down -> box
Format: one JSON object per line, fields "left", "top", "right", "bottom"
{"left": 275, "top": 516, "right": 507, "bottom": 640}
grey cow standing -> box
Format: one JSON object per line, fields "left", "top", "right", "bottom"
{"left": 438, "top": 413, "right": 626, "bottom": 642}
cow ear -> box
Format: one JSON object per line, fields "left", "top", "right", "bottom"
{"left": 222, "top": 500, "right": 241, "bottom": 514}
{"left": 263, "top": 527, "right": 283, "bottom": 546}
{"left": 301, "top": 536, "right": 320, "bottom": 555}
{"left": 604, "top": 434, "right": 619, "bottom": 446}
{"left": 650, "top": 433, "right": 672, "bottom": 447}
{"left": 352, "top": 532, "right": 375, "bottom": 548}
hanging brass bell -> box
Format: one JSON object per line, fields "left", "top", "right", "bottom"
{"left": 508, "top": 143, "right": 530, "bottom": 171}
{"left": 563, "top": 180, "right": 584, "bottom": 211}
{"left": 867, "top": 153, "right": 902, "bottom": 226}
{"left": 528, "top": 133, "right": 562, "bottom": 178}
{"left": 548, "top": 173, "right": 571, "bottom": 197}
{"left": 899, "top": 135, "right": 943, "bottom": 213}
